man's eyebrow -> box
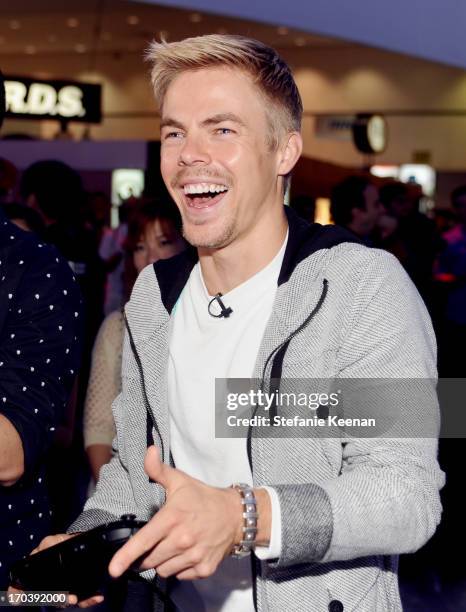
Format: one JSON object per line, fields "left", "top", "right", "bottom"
{"left": 201, "top": 113, "right": 246, "bottom": 127}
{"left": 160, "top": 113, "right": 246, "bottom": 130}
{"left": 160, "top": 117, "right": 185, "bottom": 130}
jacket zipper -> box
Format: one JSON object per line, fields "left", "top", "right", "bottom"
{"left": 246, "top": 278, "right": 328, "bottom": 612}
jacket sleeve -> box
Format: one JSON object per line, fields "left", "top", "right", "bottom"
{"left": 68, "top": 265, "right": 165, "bottom": 532}
{"left": 68, "top": 319, "right": 144, "bottom": 532}
{"left": 68, "top": 393, "right": 139, "bottom": 532}
{"left": 270, "top": 250, "right": 444, "bottom": 567}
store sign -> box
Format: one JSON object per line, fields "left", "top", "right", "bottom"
{"left": 4, "top": 77, "right": 102, "bottom": 123}
{"left": 315, "top": 115, "right": 354, "bottom": 141}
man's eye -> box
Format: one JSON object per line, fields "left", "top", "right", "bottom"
{"left": 134, "top": 244, "right": 145, "bottom": 252}
{"left": 164, "top": 131, "right": 183, "bottom": 139}
{"left": 215, "top": 127, "right": 234, "bottom": 135}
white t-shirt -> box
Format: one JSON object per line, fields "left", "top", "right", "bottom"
{"left": 167, "top": 236, "right": 287, "bottom": 612}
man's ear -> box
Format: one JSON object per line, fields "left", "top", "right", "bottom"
{"left": 277, "top": 132, "right": 303, "bottom": 177}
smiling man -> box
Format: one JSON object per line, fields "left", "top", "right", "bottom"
{"left": 36, "top": 35, "right": 443, "bottom": 611}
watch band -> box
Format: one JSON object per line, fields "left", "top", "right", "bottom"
{"left": 230, "top": 483, "right": 258, "bottom": 558}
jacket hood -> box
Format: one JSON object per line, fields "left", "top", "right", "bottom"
{"left": 154, "top": 206, "right": 360, "bottom": 313}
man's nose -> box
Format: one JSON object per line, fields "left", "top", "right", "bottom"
{"left": 178, "top": 133, "right": 211, "bottom": 166}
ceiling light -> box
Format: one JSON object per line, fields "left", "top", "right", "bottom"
{"left": 25, "top": 45, "right": 36, "bottom": 55}
{"left": 9, "top": 20, "right": 21, "bottom": 30}
{"left": 189, "top": 13, "right": 202, "bottom": 23}
{"left": 127, "top": 15, "right": 140, "bottom": 25}
{"left": 277, "top": 26, "right": 289, "bottom": 35}
{"left": 295, "top": 37, "right": 306, "bottom": 47}
{"left": 75, "top": 44, "right": 87, "bottom": 53}
{"left": 67, "top": 17, "right": 79, "bottom": 28}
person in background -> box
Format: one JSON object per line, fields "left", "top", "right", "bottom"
{"left": 0, "top": 157, "right": 18, "bottom": 204}
{"left": 434, "top": 185, "right": 466, "bottom": 376}
{"left": 0, "top": 74, "right": 84, "bottom": 591}
{"left": 20, "top": 160, "right": 106, "bottom": 530}
{"left": 330, "top": 175, "right": 383, "bottom": 243}
{"left": 84, "top": 191, "right": 127, "bottom": 317}
{"left": 84, "top": 199, "right": 186, "bottom": 483}
{"left": 377, "top": 181, "right": 440, "bottom": 305}
{"left": 98, "top": 199, "right": 131, "bottom": 317}
{"left": 0, "top": 205, "right": 84, "bottom": 592}
{"left": 428, "top": 185, "right": 466, "bottom": 596}
{"left": 20, "top": 160, "right": 106, "bottom": 344}
{"left": 433, "top": 208, "right": 457, "bottom": 237}
{"left": 438, "top": 184, "right": 466, "bottom": 252}
{"left": 86, "top": 191, "right": 112, "bottom": 248}
{"left": 2, "top": 202, "right": 45, "bottom": 235}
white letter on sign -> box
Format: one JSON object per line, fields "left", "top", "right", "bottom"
{"left": 27, "top": 83, "right": 57, "bottom": 115}
{"left": 57, "top": 86, "right": 85, "bottom": 118}
{"left": 4, "top": 81, "right": 28, "bottom": 113}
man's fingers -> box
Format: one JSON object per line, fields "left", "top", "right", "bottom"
{"left": 176, "top": 561, "right": 215, "bottom": 581}
{"left": 137, "top": 531, "right": 197, "bottom": 571}
{"left": 108, "top": 509, "right": 173, "bottom": 578}
{"left": 153, "top": 552, "right": 198, "bottom": 579}
{"left": 144, "top": 446, "right": 188, "bottom": 491}
{"left": 32, "top": 533, "right": 75, "bottom": 555}
{"left": 77, "top": 594, "right": 104, "bottom": 608}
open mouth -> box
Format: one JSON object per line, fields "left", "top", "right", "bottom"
{"left": 182, "top": 182, "right": 229, "bottom": 209}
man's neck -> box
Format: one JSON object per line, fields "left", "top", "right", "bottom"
{"left": 198, "top": 209, "right": 288, "bottom": 296}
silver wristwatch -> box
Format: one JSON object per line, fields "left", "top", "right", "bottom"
{"left": 230, "top": 483, "right": 258, "bottom": 558}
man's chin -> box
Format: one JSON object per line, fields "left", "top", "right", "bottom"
{"left": 182, "top": 223, "right": 235, "bottom": 250}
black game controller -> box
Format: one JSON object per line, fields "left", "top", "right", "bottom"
{"left": 9, "top": 514, "right": 146, "bottom": 601}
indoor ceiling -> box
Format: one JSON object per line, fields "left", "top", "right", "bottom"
{"left": 138, "top": 0, "right": 466, "bottom": 70}
{"left": 0, "top": 0, "right": 351, "bottom": 60}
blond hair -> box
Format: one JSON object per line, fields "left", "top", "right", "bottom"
{"left": 146, "top": 34, "right": 302, "bottom": 150}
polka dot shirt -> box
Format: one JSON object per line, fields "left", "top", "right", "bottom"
{"left": 0, "top": 212, "right": 83, "bottom": 588}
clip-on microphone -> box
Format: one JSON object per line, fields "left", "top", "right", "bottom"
{"left": 208, "top": 293, "right": 233, "bottom": 318}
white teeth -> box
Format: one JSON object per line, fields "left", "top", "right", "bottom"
{"left": 183, "top": 183, "right": 228, "bottom": 195}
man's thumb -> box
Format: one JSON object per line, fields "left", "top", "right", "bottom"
{"left": 144, "top": 445, "right": 185, "bottom": 491}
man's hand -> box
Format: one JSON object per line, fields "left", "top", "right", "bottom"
{"left": 109, "top": 446, "right": 246, "bottom": 581}
{"left": 8, "top": 533, "right": 104, "bottom": 609}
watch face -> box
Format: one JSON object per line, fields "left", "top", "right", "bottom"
{"left": 367, "top": 115, "right": 387, "bottom": 153}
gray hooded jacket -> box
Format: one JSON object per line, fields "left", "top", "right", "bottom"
{"left": 70, "top": 208, "right": 444, "bottom": 612}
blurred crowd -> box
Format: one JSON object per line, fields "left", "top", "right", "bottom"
{"left": 291, "top": 176, "right": 466, "bottom": 379}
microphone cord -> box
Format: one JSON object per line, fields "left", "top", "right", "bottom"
{"left": 207, "top": 293, "right": 233, "bottom": 318}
